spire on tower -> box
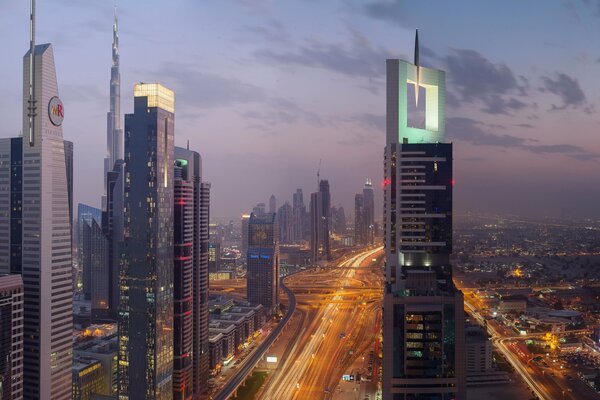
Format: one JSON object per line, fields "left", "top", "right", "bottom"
{"left": 414, "top": 29, "right": 420, "bottom": 107}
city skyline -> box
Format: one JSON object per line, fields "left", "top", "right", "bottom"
{"left": 2, "top": 1, "right": 600, "bottom": 219}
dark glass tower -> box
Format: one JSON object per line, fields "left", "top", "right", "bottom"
{"left": 382, "top": 33, "right": 466, "bottom": 400}
{"left": 246, "top": 213, "right": 279, "bottom": 315}
{"left": 118, "top": 83, "right": 175, "bottom": 399}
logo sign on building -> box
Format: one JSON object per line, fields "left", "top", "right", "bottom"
{"left": 266, "top": 356, "right": 277, "bottom": 363}
{"left": 48, "top": 96, "right": 64, "bottom": 126}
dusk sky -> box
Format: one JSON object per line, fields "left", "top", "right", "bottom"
{"left": 1, "top": 0, "right": 600, "bottom": 220}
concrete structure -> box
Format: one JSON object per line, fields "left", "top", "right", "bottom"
{"left": 173, "top": 147, "right": 211, "bottom": 399}
{"left": 498, "top": 295, "right": 528, "bottom": 313}
{"left": 103, "top": 10, "right": 122, "bottom": 211}
{"left": 0, "top": 43, "right": 73, "bottom": 400}
{"left": 0, "top": 275, "right": 24, "bottom": 400}
{"left": 247, "top": 213, "right": 279, "bottom": 314}
{"left": 465, "top": 326, "right": 492, "bottom": 374}
{"left": 118, "top": 83, "right": 175, "bottom": 399}
{"left": 74, "top": 335, "right": 118, "bottom": 397}
{"left": 382, "top": 32, "right": 466, "bottom": 400}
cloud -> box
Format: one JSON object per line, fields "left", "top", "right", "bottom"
{"left": 443, "top": 49, "right": 528, "bottom": 115}
{"left": 447, "top": 117, "right": 598, "bottom": 159}
{"left": 540, "top": 72, "right": 587, "bottom": 110}
{"left": 241, "top": 19, "right": 291, "bottom": 43}
{"left": 362, "top": 0, "right": 412, "bottom": 27}
{"left": 351, "top": 113, "right": 385, "bottom": 132}
{"left": 156, "top": 62, "right": 267, "bottom": 109}
{"left": 254, "top": 28, "right": 394, "bottom": 79}
{"left": 241, "top": 97, "right": 324, "bottom": 128}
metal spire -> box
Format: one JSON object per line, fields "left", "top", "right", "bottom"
{"left": 27, "top": 0, "right": 37, "bottom": 146}
{"left": 414, "top": 29, "right": 420, "bottom": 107}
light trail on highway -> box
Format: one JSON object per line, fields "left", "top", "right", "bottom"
{"left": 260, "top": 246, "right": 383, "bottom": 400}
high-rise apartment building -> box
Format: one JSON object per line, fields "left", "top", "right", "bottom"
{"left": 382, "top": 33, "right": 466, "bottom": 400}
{"left": 118, "top": 83, "right": 175, "bottom": 399}
{"left": 0, "top": 43, "right": 74, "bottom": 400}
{"left": 0, "top": 274, "right": 24, "bottom": 400}
{"left": 310, "top": 180, "right": 331, "bottom": 263}
{"left": 174, "top": 147, "right": 211, "bottom": 398}
{"left": 246, "top": 213, "right": 279, "bottom": 315}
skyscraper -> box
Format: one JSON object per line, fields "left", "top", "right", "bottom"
{"left": 241, "top": 214, "right": 250, "bottom": 255}
{"left": 382, "top": 32, "right": 466, "bottom": 399}
{"left": 0, "top": 42, "right": 73, "bottom": 400}
{"left": 362, "top": 179, "right": 374, "bottom": 244}
{"left": 173, "top": 159, "right": 193, "bottom": 400}
{"left": 78, "top": 204, "right": 102, "bottom": 300}
{"left": 0, "top": 274, "right": 23, "bottom": 400}
{"left": 118, "top": 83, "right": 175, "bottom": 399}
{"left": 103, "top": 9, "right": 122, "bottom": 210}
{"left": 292, "top": 189, "right": 307, "bottom": 243}
{"left": 246, "top": 213, "right": 279, "bottom": 315}
{"left": 354, "top": 193, "right": 365, "bottom": 245}
{"left": 102, "top": 160, "right": 125, "bottom": 320}
{"left": 269, "top": 194, "right": 277, "bottom": 215}
{"left": 174, "top": 146, "right": 211, "bottom": 398}
{"left": 277, "top": 202, "right": 293, "bottom": 244}
{"left": 310, "top": 180, "right": 331, "bottom": 263}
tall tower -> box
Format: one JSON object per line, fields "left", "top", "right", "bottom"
{"left": 174, "top": 146, "right": 211, "bottom": 398}
{"left": 362, "top": 179, "right": 374, "bottom": 244}
{"left": 118, "top": 83, "right": 175, "bottom": 399}
{"left": 104, "top": 8, "right": 123, "bottom": 210}
{"left": 246, "top": 213, "right": 279, "bottom": 315}
{"left": 382, "top": 31, "right": 466, "bottom": 399}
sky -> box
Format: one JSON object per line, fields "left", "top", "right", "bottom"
{"left": 1, "top": 0, "right": 600, "bottom": 220}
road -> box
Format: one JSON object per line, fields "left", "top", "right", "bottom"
{"left": 259, "top": 246, "right": 383, "bottom": 400}
{"left": 213, "top": 277, "right": 297, "bottom": 400}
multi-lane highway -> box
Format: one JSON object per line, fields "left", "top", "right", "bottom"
{"left": 260, "top": 246, "right": 383, "bottom": 400}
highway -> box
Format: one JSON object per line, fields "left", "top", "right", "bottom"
{"left": 260, "top": 246, "right": 383, "bottom": 400}
{"left": 213, "top": 277, "right": 297, "bottom": 400}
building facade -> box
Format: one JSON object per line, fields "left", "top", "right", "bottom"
{"left": 354, "top": 193, "right": 365, "bottom": 245}
{"left": 78, "top": 204, "right": 103, "bottom": 301}
{"left": 246, "top": 213, "right": 279, "bottom": 314}
{"left": 310, "top": 180, "right": 331, "bottom": 263}
{"left": 173, "top": 147, "right": 211, "bottom": 398}
{"left": 118, "top": 83, "right": 175, "bottom": 399}
{"left": 0, "top": 43, "right": 74, "bottom": 400}
{"left": 363, "top": 180, "right": 375, "bottom": 244}
{"left": 0, "top": 275, "right": 24, "bottom": 400}
{"left": 382, "top": 36, "right": 466, "bottom": 400}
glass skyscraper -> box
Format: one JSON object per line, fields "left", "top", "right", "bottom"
{"left": 118, "top": 83, "right": 175, "bottom": 399}
{"left": 382, "top": 34, "right": 466, "bottom": 400}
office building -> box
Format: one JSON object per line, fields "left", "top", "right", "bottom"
{"left": 0, "top": 275, "right": 23, "bottom": 400}
{"left": 331, "top": 205, "right": 347, "bottom": 235}
{"left": 118, "top": 83, "right": 175, "bottom": 399}
{"left": 363, "top": 179, "right": 375, "bottom": 244}
{"left": 382, "top": 32, "right": 466, "bottom": 399}
{"left": 78, "top": 204, "right": 103, "bottom": 300}
{"left": 103, "top": 10, "right": 122, "bottom": 211}
{"left": 252, "top": 203, "right": 266, "bottom": 217}
{"left": 269, "top": 194, "right": 276, "bottom": 215}
{"left": 277, "top": 202, "right": 293, "bottom": 244}
{"left": 246, "top": 213, "right": 279, "bottom": 314}
{"left": 354, "top": 193, "right": 365, "bottom": 245}
{"left": 310, "top": 180, "right": 331, "bottom": 263}
{"left": 72, "top": 358, "right": 104, "bottom": 400}
{"left": 0, "top": 43, "right": 73, "bottom": 400}
{"left": 101, "top": 160, "right": 125, "bottom": 320}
